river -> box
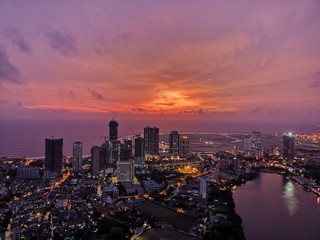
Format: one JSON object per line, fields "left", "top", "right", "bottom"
{"left": 233, "top": 173, "right": 320, "bottom": 240}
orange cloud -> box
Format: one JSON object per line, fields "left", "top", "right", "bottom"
{"left": 25, "top": 104, "right": 114, "bottom": 113}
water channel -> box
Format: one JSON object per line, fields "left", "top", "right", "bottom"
{"left": 233, "top": 173, "right": 320, "bottom": 240}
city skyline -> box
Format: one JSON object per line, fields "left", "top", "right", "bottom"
{"left": 0, "top": 0, "right": 319, "bottom": 125}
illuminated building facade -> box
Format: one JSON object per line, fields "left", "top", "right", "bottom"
{"left": 72, "top": 141, "right": 83, "bottom": 171}
{"left": 117, "top": 160, "right": 135, "bottom": 182}
{"left": 199, "top": 177, "right": 207, "bottom": 199}
{"left": 251, "top": 131, "right": 262, "bottom": 159}
{"left": 243, "top": 134, "right": 251, "bottom": 152}
{"left": 283, "top": 133, "right": 295, "bottom": 160}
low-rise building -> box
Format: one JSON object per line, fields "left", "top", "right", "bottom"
{"left": 142, "top": 180, "right": 162, "bottom": 193}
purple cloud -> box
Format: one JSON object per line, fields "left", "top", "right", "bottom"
{"left": 3, "top": 28, "right": 31, "bottom": 54}
{"left": 46, "top": 30, "right": 77, "bottom": 56}
{"left": 0, "top": 49, "right": 22, "bottom": 84}
{"left": 87, "top": 88, "right": 104, "bottom": 100}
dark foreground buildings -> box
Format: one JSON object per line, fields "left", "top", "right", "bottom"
{"left": 45, "top": 138, "right": 63, "bottom": 175}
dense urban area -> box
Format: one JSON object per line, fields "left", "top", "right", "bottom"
{"left": 1, "top": 121, "right": 320, "bottom": 240}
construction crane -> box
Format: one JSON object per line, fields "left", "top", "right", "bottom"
{"left": 112, "top": 112, "right": 117, "bottom": 121}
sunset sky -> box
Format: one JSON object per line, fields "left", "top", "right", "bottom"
{"left": 0, "top": 0, "right": 319, "bottom": 124}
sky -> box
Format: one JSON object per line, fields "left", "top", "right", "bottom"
{"left": 0, "top": 0, "right": 320, "bottom": 125}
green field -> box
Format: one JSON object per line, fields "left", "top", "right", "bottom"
{"left": 137, "top": 201, "right": 199, "bottom": 232}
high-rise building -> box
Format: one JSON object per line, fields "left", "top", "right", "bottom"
{"left": 106, "top": 140, "right": 120, "bottom": 164}
{"left": 134, "top": 136, "right": 144, "bottom": 158}
{"left": 243, "top": 134, "right": 251, "bottom": 152}
{"left": 120, "top": 137, "right": 132, "bottom": 161}
{"left": 117, "top": 160, "right": 135, "bottom": 182}
{"left": 134, "top": 136, "right": 145, "bottom": 167}
{"left": 233, "top": 157, "right": 240, "bottom": 172}
{"left": 144, "top": 126, "right": 159, "bottom": 159}
{"left": 199, "top": 177, "right": 207, "bottom": 199}
{"left": 251, "top": 131, "right": 262, "bottom": 149}
{"left": 73, "top": 141, "right": 83, "bottom": 171}
{"left": 251, "top": 131, "right": 262, "bottom": 159}
{"left": 91, "top": 146, "right": 100, "bottom": 177}
{"left": 107, "top": 120, "right": 120, "bottom": 164}
{"left": 179, "top": 136, "right": 189, "bottom": 156}
{"left": 45, "top": 138, "right": 63, "bottom": 173}
{"left": 169, "top": 130, "right": 180, "bottom": 155}
{"left": 283, "top": 133, "right": 294, "bottom": 160}
{"left": 109, "top": 120, "right": 118, "bottom": 141}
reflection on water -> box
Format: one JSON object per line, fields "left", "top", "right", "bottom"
{"left": 282, "top": 181, "right": 299, "bottom": 216}
{"left": 317, "top": 198, "right": 320, "bottom": 204}
{"left": 234, "top": 173, "right": 320, "bottom": 240}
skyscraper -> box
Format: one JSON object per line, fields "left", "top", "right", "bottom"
{"left": 45, "top": 138, "right": 63, "bottom": 173}
{"left": 134, "top": 136, "right": 144, "bottom": 158}
{"left": 251, "top": 131, "right": 262, "bottom": 149}
{"left": 72, "top": 141, "right": 83, "bottom": 171}
{"left": 134, "top": 135, "right": 145, "bottom": 167}
{"left": 109, "top": 120, "right": 118, "bottom": 141}
{"left": 283, "top": 133, "right": 295, "bottom": 160}
{"left": 243, "top": 134, "right": 251, "bottom": 152}
{"left": 144, "top": 126, "right": 159, "bottom": 159}
{"left": 233, "top": 157, "right": 240, "bottom": 172}
{"left": 179, "top": 135, "right": 189, "bottom": 156}
{"left": 121, "top": 137, "right": 133, "bottom": 160}
{"left": 169, "top": 130, "right": 180, "bottom": 155}
{"left": 107, "top": 120, "right": 120, "bottom": 164}
{"left": 251, "top": 131, "right": 262, "bottom": 159}
{"left": 91, "top": 146, "right": 100, "bottom": 177}
{"left": 106, "top": 140, "right": 120, "bottom": 164}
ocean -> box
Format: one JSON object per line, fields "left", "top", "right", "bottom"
{"left": 0, "top": 118, "right": 318, "bottom": 158}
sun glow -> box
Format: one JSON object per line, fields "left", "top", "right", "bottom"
{"left": 151, "top": 91, "right": 199, "bottom": 109}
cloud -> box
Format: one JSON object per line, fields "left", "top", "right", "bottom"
{"left": 0, "top": 49, "right": 22, "bottom": 84}
{"left": 58, "top": 87, "right": 75, "bottom": 100}
{"left": 17, "top": 102, "right": 23, "bottom": 107}
{"left": 154, "top": 102, "right": 176, "bottom": 106}
{"left": 25, "top": 104, "right": 112, "bottom": 113}
{"left": 250, "top": 105, "right": 264, "bottom": 114}
{"left": 87, "top": 88, "right": 104, "bottom": 100}
{"left": 178, "top": 109, "right": 209, "bottom": 114}
{"left": 3, "top": 28, "right": 31, "bottom": 54}
{"left": 45, "top": 30, "right": 78, "bottom": 56}
{"left": 0, "top": 1, "right": 319, "bottom": 121}
{"left": 131, "top": 107, "right": 147, "bottom": 112}
{"left": 310, "top": 72, "right": 320, "bottom": 87}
